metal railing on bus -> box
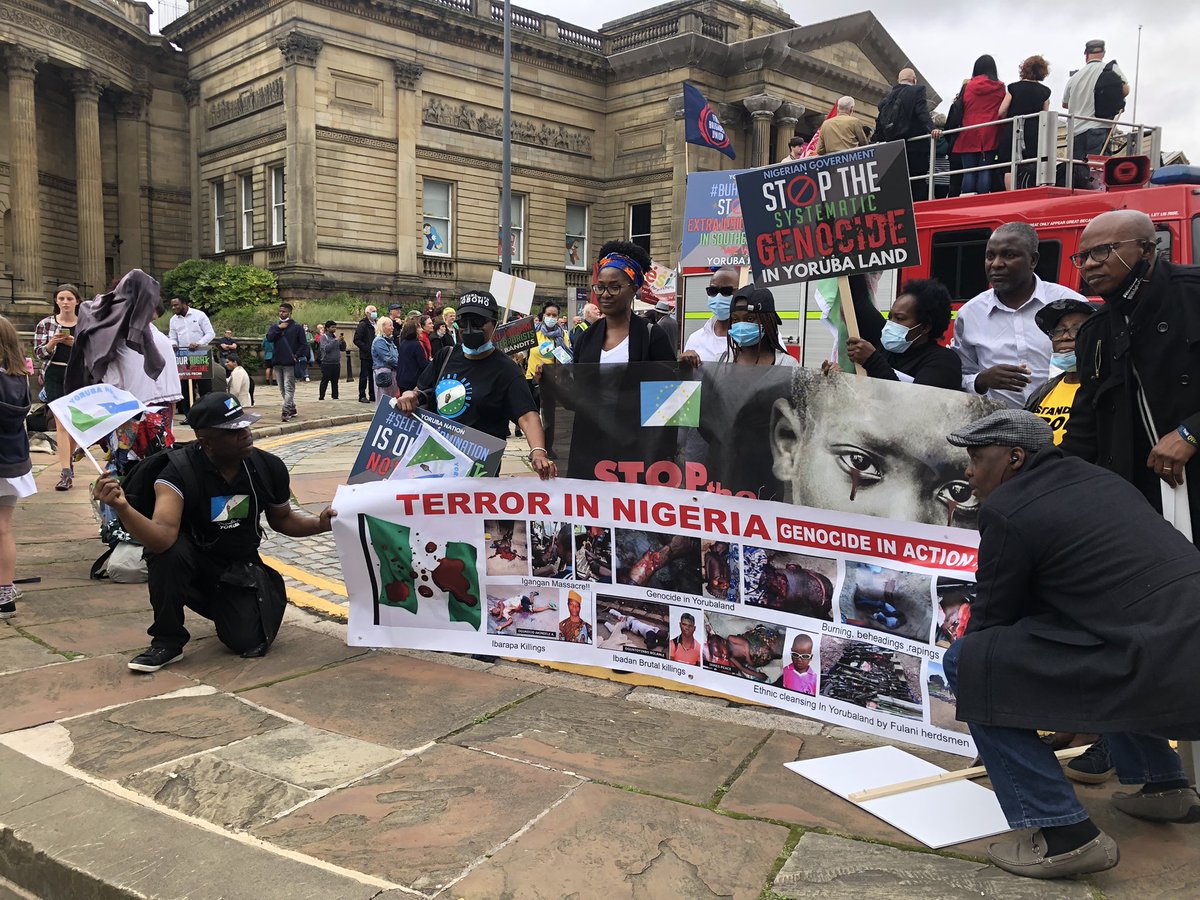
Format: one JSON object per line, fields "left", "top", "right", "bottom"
{"left": 901, "top": 111, "right": 1163, "bottom": 197}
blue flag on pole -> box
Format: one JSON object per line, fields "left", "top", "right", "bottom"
{"left": 683, "top": 82, "right": 736, "bottom": 160}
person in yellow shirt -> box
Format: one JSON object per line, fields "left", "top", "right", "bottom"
{"left": 1026, "top": 299, "right": 1096, "bottom": 444}
{"left": 526, "top": 301, "right": 572, "bottom": 459}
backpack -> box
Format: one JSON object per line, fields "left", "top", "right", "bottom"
{"left": 1094, "top": 60, "right": 1125, "bottom": 120}
{"left": 874, "top": 89, "right": 907, "bottom": 143}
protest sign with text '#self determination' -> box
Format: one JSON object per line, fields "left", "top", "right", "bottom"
{"left": 735, "top": 141, "right": 919, "bottom": 287}
{"left": 347, "top": 401, "right": 506, "bottom": 484}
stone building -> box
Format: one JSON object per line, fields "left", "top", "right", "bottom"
{"left": 2, "top": 0, "right": 933, "bottom": 319}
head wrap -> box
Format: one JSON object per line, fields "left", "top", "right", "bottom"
{"left": 597, "top": 253, "right": 646, "bottom": 289}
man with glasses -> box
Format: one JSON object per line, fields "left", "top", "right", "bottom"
{"left": 1026, "top": 298, "right": 1096, "bottom": 444}
{"left": 951, "top": 222, "right": 1088, "bottom": 407}
{"left": 681, "top": 266, "right": 739, "bottom": 364}
{"left": 1063, "top": 209, "right": 1200, "bottom": 547}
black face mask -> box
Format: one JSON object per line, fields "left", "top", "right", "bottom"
{"left": 460, "top": 328, "right": 490, "bottom": 350}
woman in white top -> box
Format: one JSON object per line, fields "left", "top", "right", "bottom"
{"left": 718, "top": 287, "right": 800, "bottom": 368}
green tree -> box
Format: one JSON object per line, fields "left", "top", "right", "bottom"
{"left": 161, "top": 259, "right": 217, "bottom": 306}
{"left": 193, "top": 264, "right": 279, "bottom": 312}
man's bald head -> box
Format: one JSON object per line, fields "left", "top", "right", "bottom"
{"left": 898, "top": 68, "right": 916, "bottom": 85}
{"left": 1077, "top": 210, "right": 1157, "bottom": 298}
{"left": 1080, "top": 209, "right": 1155, "bottom": 246}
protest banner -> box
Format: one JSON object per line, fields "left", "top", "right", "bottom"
{"left": 48, "top": 384, "right": 150, "bottom": 473}
{"left": 176, "top": 351, "right": 213, "bottom": 380}
{"left": 489, "top": 270, "right": 535, "bottom": 318}
{"left": 348, "top": 402, "right": 506, "bottom": 483}
{"left": 492, "top": 314, "right": 537, "bottom": 355}
{"left": 735, "top": 141, "right": 919, "bottom": 287}
{"left": 680, "top": 169, "right": 751, "bottom": 271}
{"left": 640, "top": 261, "right": 677, "bottom": 306}
{"left": 332, "top": 474, "right": 980, "bottom": 756}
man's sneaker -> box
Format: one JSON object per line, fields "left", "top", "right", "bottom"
{"left": 1066, "top": 738, "right": 1115, "bottom": 784}
{"left": 127, "top": 646, "right": 183, "bottom": 672}
{"left": 1112, "top": 787, "right": 1200, "bottom": 823}
{"left": 0, "top": 600, "right": 15, "bottom": 620}
{"left": 987, "top": 829, "right": 1119, "bottom": 879}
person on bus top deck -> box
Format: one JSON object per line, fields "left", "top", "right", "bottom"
{"left": 396, "top": 290, "right": 556, "bottom": 480}
{"left": 1025, "top": 298, "right": 1096, "bottom": 445}
{"left": 950, "top": 221, "right": 1088, "bottom": 408}
{"left": 844, "top": 276, "right": 963, "bottom": 390}
{"left": 681, "top": 266, "right": 738, "bottom": 365}
{"left": 715, "top": 287, "right": 799, "bottom": 367}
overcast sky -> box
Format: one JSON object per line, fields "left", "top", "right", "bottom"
{"left": 532, "top": 0, "right": 1196, "bottom": 158}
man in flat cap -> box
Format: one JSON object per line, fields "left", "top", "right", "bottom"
{"left": 943, "top": 409, "right": 1200, "bottom": 879}
{"left": 1063, "top": 40, "right": 1128, "bottom": 186}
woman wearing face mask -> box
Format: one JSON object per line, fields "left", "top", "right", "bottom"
{"left": 397, "top": 290, "right": 556, "bottom": 479}
{"left": 1026, "top": 299, "right": 1095, "bottom": 445}
{"left": 719, "top": 287, "right": 799, "bottom": 367}
{"left": 526, "top": 302, "right": 571, "bottom": 459}
{"left": 843, "top": 277, "right": 963, "bottom": 390}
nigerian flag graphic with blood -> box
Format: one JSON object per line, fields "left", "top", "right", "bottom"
{"left": 365, "top": 515, "right": 417, "bottom": 613}
{"left": 432, "top": 541, "right": 482, "bottom": 630}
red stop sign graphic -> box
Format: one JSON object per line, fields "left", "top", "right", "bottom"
{"left": 786, "top": 175, "right": 818, "bottom": 207}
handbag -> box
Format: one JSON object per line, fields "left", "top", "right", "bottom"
{"left": 374, "top": 368, "right": 394, "bottom": 388}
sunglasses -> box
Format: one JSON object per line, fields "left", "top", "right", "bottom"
{"left": 790, "top": 652, "right": 813, "bottom": 660}
{"left": 706, "top": 285, "right": 735, "bottom": 297}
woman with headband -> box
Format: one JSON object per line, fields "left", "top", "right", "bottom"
{"left": 570, "top": 241, "right": 676, "bottom": 365}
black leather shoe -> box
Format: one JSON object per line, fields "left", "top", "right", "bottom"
{"left": 128, "top": 646, "right": 183, "bottom": 672}
{"left": 240, "top": 642, "right": 270, "bottom": 659}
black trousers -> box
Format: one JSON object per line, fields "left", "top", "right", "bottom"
{"left": 146, "top": 534, "right": 276, "bottom": 653}
{"left": 906, "top": 141, "right": 931, "bottom": 202}
{"left": 358, "top": 356, "right": 375, "bottom": 401}
{"left": 319, "top": 363, "right": 340, "bottom": 399}
{"left": 528, "top": 379, "right": 557, "bottom": 453}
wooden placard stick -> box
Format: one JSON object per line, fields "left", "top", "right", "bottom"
{"left": 848, "top": 745, "right": 1088, "bottom": 803}
{"left": 837, "top": 274, "right": 866, "bottom": 377}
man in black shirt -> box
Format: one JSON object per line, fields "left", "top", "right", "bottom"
{"left": 93, "top": 393, "right": 336, "bottom": 672}
{"left": 397, "top": 290, "right": 556, "bottom": 479}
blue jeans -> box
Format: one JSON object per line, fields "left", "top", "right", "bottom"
{"left": 959, "top": 152, "right": 993, "bottom": 194}
{"left": 295, "top": 357, "right": 309, "bottom": 380}
{"left": 943, "top": 640, "right": 1187, "bottom": 829}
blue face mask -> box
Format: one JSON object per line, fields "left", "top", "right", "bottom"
{"left": 880, "top": 319, "right": 918, "bottom": 353}
{"left": 369, "top": 311, "right": 378, "bottom": 320}
{"left": 729, "top": 321, "right": 763, "bottom": 347}
{"left": 461, "top": 340, "right": 494, "bottom": 357}
{"left": 708, "top": 295, "right": 732, "bottom": 321}
{"left": 1051, "top": 351, "right": 1077, "bottom": 372}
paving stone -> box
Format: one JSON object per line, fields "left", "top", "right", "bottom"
{"left": 448, "top": 688, "right": 768, "bottom": 804}
{"left": 10, "top": 583, "right": 150, "bottom": 626}
{"left": 63, "top": 693, "right": 288, "bottom": 779}
{"left": 772, "top": 832, "right": 1089, "bottom": 898}
{"left": 625, "top": 684, "right": 826, "bottom": 736}
{"left": 177, "top": 624, "right": 369, "bottom": 692}
{"left": 0, "top": 634, "right": 65, "bottom": 675}
{"left": 212, "top": 723, "right": 402, "bottom": 790}
{"left": 122, "top": 753, "right": 312, "bottom": 831}
{"left": 0, "top": 655, "right": 192, "bottom": 734}
{"left": 21, "top": 611, "right": 153, "bottom": 658}
{"left": 242, "top": 652, "right": 537, "bottom": 750}
{"left": 0, "top": 745, "right": 80, "bottom": 816}
{"left": 454, "top": 782, "right": 789, "bottom": 900}
{"left": 255, "top": 742, "right": 580, "bottom": 892}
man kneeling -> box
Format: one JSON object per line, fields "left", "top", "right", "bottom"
{"left": 93, "top": 392, "right": 335, "bottom": 672}
{"left": 943, "top": 409, "right": 1200, "bottom": 879}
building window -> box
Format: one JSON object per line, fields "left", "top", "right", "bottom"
{"left": 270, "top": 166, "right": 285, "bottom": 245}
{"left": 239, "top": 174, "right": 254, "bottom": 250}
{"left": 498, "top": 194, "right": 525, "bottom": 265}
{"left": 422, "top": 179, "right": 452, "bottom": 256}
{"left": 212, "top": 179, "right": 226, "bottom": 254}
{"left": 629, "top": 202, "right": 651, "bottom": 255}
{"left": 565, "top": 202, "right": 588, "bottom": 269}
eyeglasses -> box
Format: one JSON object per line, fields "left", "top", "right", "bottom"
{"left": 1047, "top": 325, "right": 1083, "bottom": 340}
{"left": 790, "top": 652, "right": 813, "bottom": 660}
{"left": 1069, "top": 239, "right": 1148, "bottom": 269}
{"left": 591, "top": 282, "right": 630, "bottom": 296}
{"left": 706, "top": 285, "right": 735, "bottom": 297}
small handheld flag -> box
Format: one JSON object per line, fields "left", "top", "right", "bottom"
{"left": 48, "top": 384, "right": 150, "bottom": 474}
{"left": 683, "top": 83, "right": 736, "bottom": 160}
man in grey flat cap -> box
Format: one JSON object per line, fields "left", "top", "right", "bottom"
{"left": 942, "top": 409, "right": 1200, "bottom": 880}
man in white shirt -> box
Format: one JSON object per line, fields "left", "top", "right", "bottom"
{"left": 681, "top": 266, "right": 738, "bottom": 364}
{"left": 168, "top": 297, "right": 215, "bottom": 351}
{"left": 1063, "top": 40, "right": 1129, "bottom": 185}
{"left": 951, "top": 223, "right": 1088, "bottom": 408}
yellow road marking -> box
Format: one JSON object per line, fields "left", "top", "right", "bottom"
{"left": 284, "top": 584, "right": 349, "bottom": 620}
{"left": 257, "top": 422, "right": 366, "bottom": 452}
{"left": 262, "top": 554, "right": 349, "bottom": 597}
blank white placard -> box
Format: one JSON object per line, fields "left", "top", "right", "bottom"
{"left": 786, "top": 745, "right": 1012, "bottom": 849}
{"left": 489, "top": 271, "right": 536, "bottom": 316}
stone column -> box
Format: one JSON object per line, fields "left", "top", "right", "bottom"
{"left": 743, "top": 94, "right": 782, "bottom": 168}
{"left": 68, "top": 69, "right": 107, "bottom": 295}
{"left": 4, "top": 46, "right": 46, "bottom": 306}
{"left": 774, "top": 101, "right": 805, "bottom": 163}
{"left": 393, "top": 60, "right": 423, "bottom": 277}
{"left": 277, "top": 30, "right": 323, "bottom": 270}
{"left": 182, "top": 78, "right": 202, "bottom": 259}
{"left": 115, "top": 87, "right": 150, "bottom": 273}
{"left": 669, "top": 93, "right": 688, "bottom": 259}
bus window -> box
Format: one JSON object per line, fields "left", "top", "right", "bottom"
{"left": 1035, "top": 240, "right": 1061, "bottom": 284}
{"left": 1155, "top": 224, "right": 1174, "bottom": 262}
{"left": 930, "top": 229, "right": 991, "bottom": 300}
{"left": 1193, "top": 216, "right": 1200, "bottom": 261}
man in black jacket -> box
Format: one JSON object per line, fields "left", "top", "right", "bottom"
{"left": 353, "top": 305, "right": 377, "bottom": 403}
{"left": 875, "top": 68, "right": 941, "bottom": 200}
{"left": 1063, "top": 209, "right": 1200, "bottom": 545}
{"left": 943, "top": 409, "right": 1200, "bottom": 880}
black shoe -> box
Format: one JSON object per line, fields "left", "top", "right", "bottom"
{"left": 1066, "top": 738, "right": 1115, "bottom": 784}
{"left": 358, "top": 397, "right": 370, "bottom": 403}
{"left": 128, "top": 646, "right": 183, "bottom": 672}
{"left": 240, "top": 642, "right": 270, "bottom": 659}
{"left": 0, "top": 600, "right": 15, "bottom": 620}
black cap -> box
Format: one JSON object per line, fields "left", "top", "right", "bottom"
{"left": 185, "top": 392, "right": 261, "bottom": 430}
{"left": 1085, "top": 39, "right": 1105, "bottom": 53}
{"left": 733, "top": 287, "right": 782, "bottom": 324}
{"left": 456, "top": 290, "right": 499, "bottom": 320}
{"left": 1035, "top": 298, "right": 1097, "bottom": 335}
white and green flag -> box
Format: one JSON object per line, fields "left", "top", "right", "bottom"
{"left": 48, "top": 384, "right": 150, "bottom": 450}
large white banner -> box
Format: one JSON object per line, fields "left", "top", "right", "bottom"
{"left": 332, "top": 477, "right": 980, "bottom": 756}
